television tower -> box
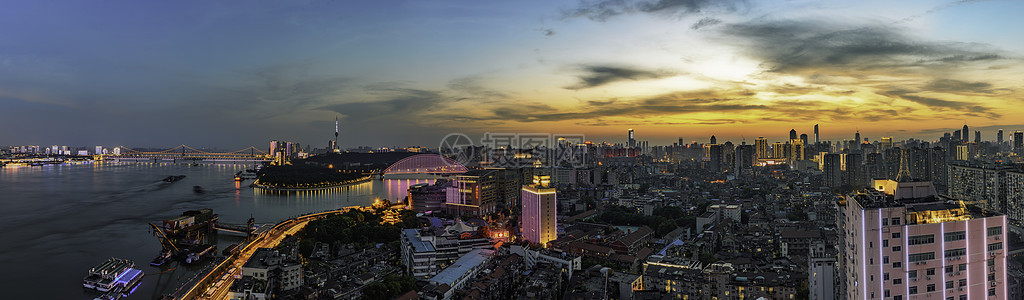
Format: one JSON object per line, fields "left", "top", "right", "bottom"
{"left": 334, "top": 116, "right": 339, "bottom": 151}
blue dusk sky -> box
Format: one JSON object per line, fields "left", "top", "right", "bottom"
{"left": 1, "top": 0, "right": 1023, "bottom": 149}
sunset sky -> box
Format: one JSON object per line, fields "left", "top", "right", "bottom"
{"left": 1, "top": 0, "right": 1022, "bottom": 149}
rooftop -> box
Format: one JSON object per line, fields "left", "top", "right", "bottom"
{"left": 428, "top": 249, "right": 494, "bottom": 287}
{"left": 403, "top": 229, "right": 435, "bottom": 252}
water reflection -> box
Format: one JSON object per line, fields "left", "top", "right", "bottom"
{"left": 252, "top": 178, "right": 436, "bottom": 207}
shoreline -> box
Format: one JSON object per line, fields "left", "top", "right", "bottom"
{"left": 250, "top": 175, "right": 373, "bottom": 192}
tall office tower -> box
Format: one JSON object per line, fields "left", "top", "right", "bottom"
{"left": 521, "top": 175, "right": 556, "bottom": 247}
{"left": 815, "top": 124, "right": 820, "bottom": 144}
{"left": 845, "top": 152, "right": 864, "bottom": 188}
{"left": 800, "top": 133, "right": 809, "bottom": 147}
{"left": 772, "top": 142, "right": 786, "bottom": 160}
{"left": 881, "top": 137, "right": 894, "bottom": 151}
{"left": 735, "top": 144, "right": 754, "bottom": 176}
{"left": 723, "top": 141, "right": 735, "bottom": 172}
{"left": 854, "top": 131, "right": 862, "bottom": 150}
{"left": 963, "top": 124, "right": 970, "bottom": 141}
{"left": 756, "top": 137, "right": 769, "bottom": 159}
{"left": 997, "top": 129, "right": 1004, "bottom": 146}
{"left": 975, "top": 131, "right": 981, "bottom": 143}
{"left": 447, "top": 169, "right": 500, "bottom": 216}
{"left": 841, "top": 182, "right": 1008, "bottom": 300}
{"left": 954, "top": 130, "right": 962, "bottom": 142}
{"left": 1015, "top": 131, "right": 1024, "bottom": 156}
{"left": 269, "top": 140, "right": 279, "bottom": 156}
{"left": 710, "top": 135, "right": 717, "bottom": 145}
{"left": 95, "top": 146, "right": 103, "bottom": 155}
{"left": 927, "top": 147, "right": 948, "bottom": 193}
{"left": 957, "top": 144, "right": 975, "bottom": 161}
{"left": 866, "top": 152, "right": 885, "bottom": 180}
{"left": 790, "top": 129, "right": 797, "bottom": 140}
{"left": 790, "top": 138, "right": 805, "bottom": 163}
{"left": 628, "top": 128, "right": 635, "bottom": 148}
{"left": 823, "top": 154, "right": 843, "bottom": 188}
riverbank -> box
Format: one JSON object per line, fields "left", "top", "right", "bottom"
{"left": 251, "top": 175, "right": 373, "bottom": 192}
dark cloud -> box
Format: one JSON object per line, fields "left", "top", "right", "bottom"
{"left": 691, "top": 17, "right": 721, "bottom": 30}
{"left": 542, "top": 28, "right": 556, "bottom": 36}
{"left": 881, "top": 90, "right": 999, "bottom": 118}
{"left": 563, "top": 0, "right": 747, "bottom": 22}
{"left": 721, "top": 20, "right": 1004, "bottom": 74}
{"left": 566, "top": 65, "right": 673, "bottom": 89}
{"left": 441, "top": 90, "right": 763, "bottom": 123}
{"left": 447, "top": 76, "right": 509, "bottom": 100}
{"left": 924, "top": 79, "right": 996, "bottom": 94}
{"left": 321, "top": 87, "right": 444, "bottom": 122}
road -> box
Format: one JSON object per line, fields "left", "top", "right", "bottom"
{"left": 181, "top": 209, "right": 354, "bottom": 300}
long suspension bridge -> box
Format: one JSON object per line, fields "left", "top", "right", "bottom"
{"left": 110, "top": 145, "right": 272, "bottom": 162}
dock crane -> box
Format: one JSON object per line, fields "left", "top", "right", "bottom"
{"left": 149, "top": 223, "right": 180, "bottom": 260}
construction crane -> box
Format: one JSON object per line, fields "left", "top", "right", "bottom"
{"left": 149, "top": 223, "right": 180, "bottom": 254}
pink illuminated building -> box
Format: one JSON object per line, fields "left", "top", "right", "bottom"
{"left": 521, "top": 175, "right": 556, "bottom": 247}
{"left": 841, "top": 179, "right": 1008, "bottom": 300}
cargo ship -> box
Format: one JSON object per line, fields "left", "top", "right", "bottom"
{"left": 162, "top": 175, "right": 186, "bottom": 182}
{"left": 83, "top": 258, "right": 144, "bottom": 294}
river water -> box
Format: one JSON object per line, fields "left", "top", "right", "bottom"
{"left": 0, "top": 161, "right": 434, "bottom": 300}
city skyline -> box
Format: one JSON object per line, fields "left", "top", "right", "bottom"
{"left": 2, "top": 1, "right": 1024, "bottom": 148}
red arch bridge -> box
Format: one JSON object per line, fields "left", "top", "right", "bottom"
{"left": 381, "top": 154, "right": 468, "bottom": 176}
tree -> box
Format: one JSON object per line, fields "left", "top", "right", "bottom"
{"left": 699, "top": 252, "right": 717, "bottom": 265}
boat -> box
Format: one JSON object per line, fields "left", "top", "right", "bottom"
{"left": 83, "top": 258, "right": 143, "bottom": 294}
{"left": 162, "top": 175, "right": 186, "bottom": 182}
{"left": 150, "top": 251, "right": 174, "bottom": 267}
{"left": 193, "top": 185, "right": 204, "bottom": 193}
{"left": 92, "top": 268, "right": 143, "bottom": 300}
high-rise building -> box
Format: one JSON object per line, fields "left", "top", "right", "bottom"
{"left": 997, "top": 129, "right": 1004, "bottom": 146}
{"left": 809, "top": 254, "right": 838, "bottom": 300}
{"left": 841, "top": 183, "right": 1008, "bottom": 300}
{"left": 521, "top": 175, "right": 556, "bottom": 247}
{"left": 628, "top": 128, "right": 635, "bottom": 148}
{"left": 1015, "top": 131, "right": 1024, "bottom": 156}
{"left": 790, "top": 138, "right": 804, "bottom": 163}
{"left": 710, "top": 135, "right": 717, "bottom": 145}
{"left": 823, "top": 154, "right": 843, "bottom": 189}
{"left": 735, "top": 144, "right": 754, "bottom": 176}
{"left": 845, "top": 152, "right": 864, "bottom": 188}
{"left": 447, "top": 169, "right": 500, "bottom": 216}
{"left": 975, "top": 131, "right": 981, "bottom": 143}
{"left": 963, "top": 124, "right": 970, "bottom": 141}
{"left": 409, "top": 180, "right": 451, "bottom": 212}
{"left": 954, "top": 130, "right": 962, "bottom": 142}
{"left": 708, "top": 144, "right": 724, "bottom": 172}
{"left": 814, "top": 124, "right": 820, "bottom": 144}
{"left": 756, "top": 137, "right": 769, "bottom": 160}
{"left": 800, "top": 133, "right": 809, "bottom": 147}
{"left": 956, "top": 143, "right": 975, "bottom": 161}
{"left": 881, "top": 137, "right": 893, "bottom": 151}
{"left": 790, "top": 129, "right": 797, "bottom": 140}
{"left": 854, "top": 131, "right": 861, "bottom": 150}
{"left": 772, "top": 142, "right": 786, "bottom": 160}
